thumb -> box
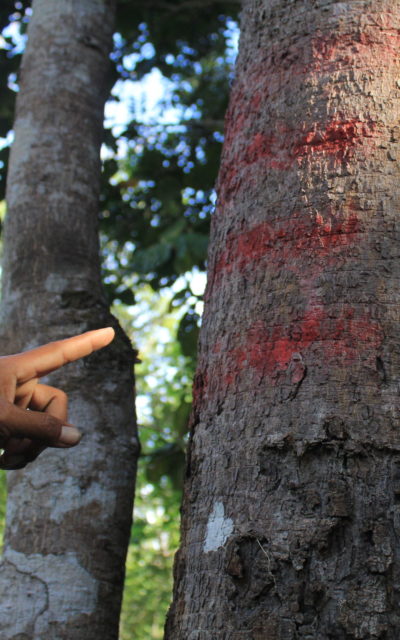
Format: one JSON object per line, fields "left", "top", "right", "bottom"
{"left": 0, "top": 399, "right": 81, "bottom": 446}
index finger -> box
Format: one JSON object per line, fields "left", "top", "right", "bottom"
{"left": 6, "top": 327, "right": 115, "bottom": 383}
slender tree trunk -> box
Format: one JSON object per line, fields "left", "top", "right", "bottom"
{"left": 166, "top": 1, "right": 400, "bottom": 637}
{"left": 0, "top": 1, "right": 139, "bottom": 638}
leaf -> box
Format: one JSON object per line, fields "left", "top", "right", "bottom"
{"left": 177, "top": 310, "right": 200, "bottom": 358}
{"left": 174, "top": 400, "right": 192, "bottom": 437}
{"left": 116, "top": 288, "right": 136, "bottom": 305}
{"left": 145, "top": 443, "right": 186, "bottom": 490}
{"left": 167, "top": 286, "right": 191, "bottom": 312}
{"left": 131, "top": 242, "right": 172, "bottom": 274}
{"left": 160, "top": 219, "right": 186, "bottom": 243}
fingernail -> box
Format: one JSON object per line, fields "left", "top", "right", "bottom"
{"left": 59, "top": 426, "right": 82, "bottom": 446}
{"left": 1, "top": 455, "right": 26, "bottom": 470}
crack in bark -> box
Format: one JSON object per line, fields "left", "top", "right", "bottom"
{"left": 4, "top": 557, "right": 50, "bottom": 636}
{"left": 78, "top": 35, "right": 105, "bottom": 54}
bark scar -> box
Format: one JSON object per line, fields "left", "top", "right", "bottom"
{"left": 287, "top": 352, "right": 307, "bottom": 399}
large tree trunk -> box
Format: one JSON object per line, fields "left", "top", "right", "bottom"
{"left": 166, "top": 1, "right": 400, "bottom": 638}
{"left": 0, "top": 1, "right": 139, "bottom": 638}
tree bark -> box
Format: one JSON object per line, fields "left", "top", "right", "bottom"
{"left": 166, "top": 1, "right": 400, "bottom": 638}
{"left": 0, "top": 1, "right": 139, "bottom": 638}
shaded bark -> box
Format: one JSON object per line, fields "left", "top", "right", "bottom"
{"left": 0, "top": 1, "right": 139, "bottom": 638}
{"left": 166, "top": 1, "right": 400, "bottom": 638}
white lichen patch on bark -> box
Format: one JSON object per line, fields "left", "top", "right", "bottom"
{"left": 52, "top": 476, "right": 117, "bottom": 524}
{"left": 203, "top": 501, "right": 234, "bottom": 553}
{"left": 0, "top": 559, "right": 47, "bottom": 636}
{"left": 44, "top": 273, "right": 71, "bottom": 293}
{"left": 0, "top": 549, "right": 98, "bottom": 635}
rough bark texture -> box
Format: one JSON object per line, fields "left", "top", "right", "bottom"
{"left": 166, "top": 1, "right": 400, "bottom": 638}
{"left": 0, "top": 1, "right": 139, "bottom": 638}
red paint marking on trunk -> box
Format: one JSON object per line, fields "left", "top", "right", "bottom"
{"left": 220, "top": 306, "right": 383, "bottom": 387}
{"left": 217, "top": 19, "right": 396, "bottom": 206}
{"left": 294, "top": 120, "right": 377, "bottom": 162}
{"left": 311, "top": 27, "right": 400, "bottom": 70}
{"left": 201, "top": 21, "right": 393, "bottom": 400}
{"left": 221, "top": 24, "right": 396, "bottom": 152}
{"left": 217, "top": 118, "right": 377, "bottom": 204}
{"left": 242, "top": 128, "right": 292, "bottom": 170}
{"left": 209, "top": 209, "right": 360, "bottom": 292}
{"left": 220, "top": 20, "right": 398, "bottom": 165}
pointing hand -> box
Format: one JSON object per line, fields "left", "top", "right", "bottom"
{"left": 0, "top": 327, "right": 115, "bottom": 470}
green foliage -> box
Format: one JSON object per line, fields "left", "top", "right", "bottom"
{"left": 100, "top": 1, "right": 238, "bottom": 298}
{"left": 120, "top": 474, "right": 181, "bottom": 640}
{"left": 115, "top": 287, "right": 195, "bottom": 639}
{"left": 177, "top": 309, "right": 201, "bottom": 357}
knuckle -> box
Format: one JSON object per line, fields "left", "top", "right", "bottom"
{"left": 48, "top": 386, "right": 68, "bottom": 403}
{"left": 41, "top": 413, "right": 60, "bottom": 438}
{"left": 0, "top": 399, "right": 13, "bottom": 433}
{"left": 0, "top": 356, "right": 16, "bottom": 380}
{"left": 56, "top": 389, "right": 68, "bottom": 403}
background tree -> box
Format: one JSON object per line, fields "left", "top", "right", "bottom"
{"left": 166, "top": 0, "right": 400, "bottom": 637}
{"left": 0, "top": 0, "right": 240, "bottom": 637}
{"left": 0, "top": 1, "right": 139, "bottom": 639}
